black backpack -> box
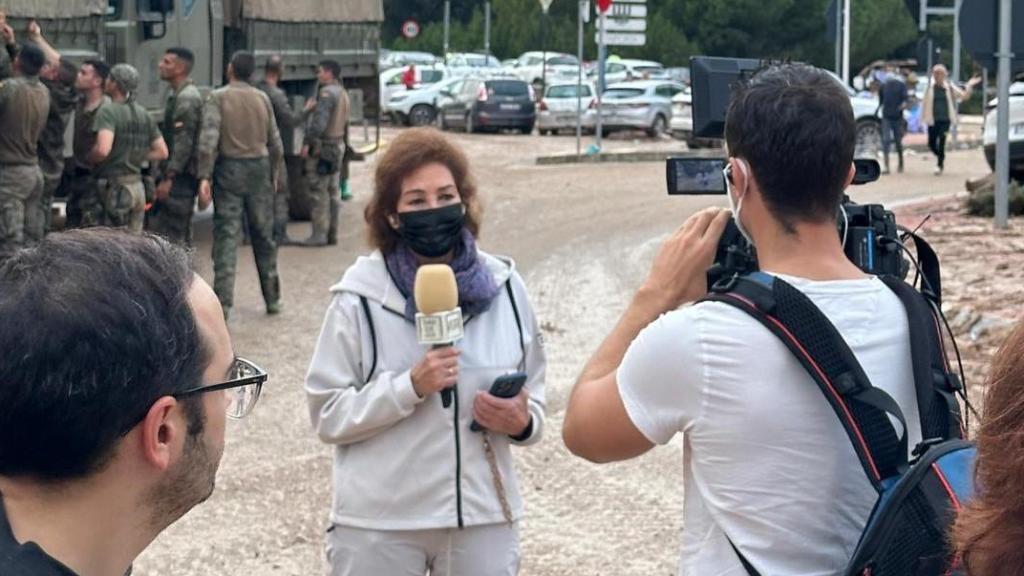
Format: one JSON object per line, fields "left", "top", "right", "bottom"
{"left": 702, "top": 271, "right": 975, "bottom": 576}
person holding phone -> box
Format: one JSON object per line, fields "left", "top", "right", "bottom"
{"left": 305, "top": 127, "right": 546, "bottom": 576}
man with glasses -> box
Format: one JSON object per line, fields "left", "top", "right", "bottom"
{"left": 0, "top": 228, "right": 266, "bottom": 575}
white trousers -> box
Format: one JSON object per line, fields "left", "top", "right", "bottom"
{"left": 325, "top": 522, "right": 520, "bottom": 576}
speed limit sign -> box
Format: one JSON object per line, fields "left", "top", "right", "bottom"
{"left": 401, "top": 19, "right": 421, "bottom": 39}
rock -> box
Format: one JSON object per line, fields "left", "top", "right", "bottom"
{"left": 948, "top": 306, "right": 980, "bottom": 333}
{"left": 970, "top": 314, "right": 1016, "bottom": 342}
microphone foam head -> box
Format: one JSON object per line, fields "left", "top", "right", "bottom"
{"left": 414, "top": 264, "right": 458, "bottom": 314}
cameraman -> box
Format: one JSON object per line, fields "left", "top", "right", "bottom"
{"left": 563, "top": 63, "right": 922, "bottom": 574}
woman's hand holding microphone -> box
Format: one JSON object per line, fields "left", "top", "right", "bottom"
{"left": 411, "top": 347, "right": 460, "bottom": 398}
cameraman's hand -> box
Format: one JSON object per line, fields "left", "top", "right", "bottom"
{"left": 639, "top": 207, "right": 731, "bottom": 310}
{"left": 411, "top": 347, "right": 460, "bottom": 398}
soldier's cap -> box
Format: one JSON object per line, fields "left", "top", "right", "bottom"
{"left": 109, "top": 63, "right": 139, "bottom": 94}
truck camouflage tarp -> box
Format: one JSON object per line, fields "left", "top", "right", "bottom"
{"left": 0, "top": 0, "right": 105, "bottom": 18}
{"left": 223, "top": 0, "right": 383, "bottom": 27}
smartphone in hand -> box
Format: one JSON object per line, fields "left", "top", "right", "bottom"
{"left": 470, "top": 372, "right": 527, "bottom": 432}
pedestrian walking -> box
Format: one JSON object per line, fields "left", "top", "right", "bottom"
{"left": 88, "top": 64, "right": 168, "bottom": 232}
{"left": 66, "top": 59, "right": 110, "bottom": 229}
{"left": 197, "top": 50, "right": 284, "bottom": 319}
{"left": 148, "top": 47, "right": 203, "bottom": 245}
{"left": 299, "top": 59, "right": 348, "bottom": 247}
{"left": 257, "top": 54, "right": 304, "bottom": 245}
{"left": 923, "top": 65, "right": 981, "bottom": 176}
{"left": 0, "top": 42, "right": 49, "bottom": 259}
{"left": 878, "top": 67, "right": 907, "bottom": 174}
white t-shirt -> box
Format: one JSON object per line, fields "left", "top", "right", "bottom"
{"left": 618, "top": 274, "right": 922, "bottom": 576}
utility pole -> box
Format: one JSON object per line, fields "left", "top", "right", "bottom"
{"left": 576, "top": 0, "right": 584, "bottom": 157}
{"left": 841, "top": 0, "right": 850, "bottom": 84}
{"left": 443, "top": 1, "right": 451, "bottom": 66}
{"left": 994, "top": 0, "right": 1013, "bottom": 229}
{"left": 484, "top": 2, "right": 491, "bottom": 57}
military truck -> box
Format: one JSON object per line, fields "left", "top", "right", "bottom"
{"left": 0, "top": 0, "right": 382, "bottom": 217}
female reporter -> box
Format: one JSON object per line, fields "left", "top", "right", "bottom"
{"left": 954, "top": 321, "right": 1024, "bottom": 574}
{"left": 305, "top": 128, "right": 546, "bottom": 575}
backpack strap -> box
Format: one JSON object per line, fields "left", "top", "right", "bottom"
{"left": 877, "top": 276, "right": 964, "bottom": 443}
{"left": 358, "top": 295, "right": 379, "bottom": 385}
{"left": 702, "top": 273, "right": 909, "bottom": 490}
{"left": 505, "top": 280, "right": 527, "bottom": 372}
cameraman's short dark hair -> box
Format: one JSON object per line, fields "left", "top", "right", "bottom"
{"left": 725, "top": 63, "right": 856, "bottom": 231}
{"left": 230, "top": 50, "right": 256, "bottom": 81}
{"left": 17, "top": 43, "right": 46, "bottom": 77}
{"left": 319, "top": 59, "right": 341, "bottom": 80}
{"left": 83, "top": 59, "right": 111, "bottom": 82}
{"left": 0, "top": 229, "right": 209, "bottom": 481}
{"left": 166, "top": 47, "right": 195, "bottom": 73}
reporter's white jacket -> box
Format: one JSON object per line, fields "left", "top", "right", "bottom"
{"left": 305, "top": 249, "right": 547, "bottom": 530}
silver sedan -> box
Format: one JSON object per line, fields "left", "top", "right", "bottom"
{"left": 598, "top": 80, "right": 686, "bottom": 138}
{"left": 537, "top": 82, "right": 598, "bottom": 135}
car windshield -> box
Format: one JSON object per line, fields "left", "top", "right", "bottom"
{"left": 421, "top": 70, "right": 444, "bottom": 83}
{"left": 547, "top": 56, "right": 579, "bottom": 66}
{"left": 635, "top": 66, "right": 664, "bottom": 74}
{"left": 466, "top": 55, "right": 500, "bottom": 67}
{"left": 547, "top": 85, "right": 592, "bottom": 98}
{"left": 488, "top": 80, "right": 529, "bottom": 96}
{"left": 603, "top": 88, "right": 645, "bottom": 99}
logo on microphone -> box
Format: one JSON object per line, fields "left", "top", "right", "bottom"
{"left": 416, "top": 308, "right": 465, "bottom": 345}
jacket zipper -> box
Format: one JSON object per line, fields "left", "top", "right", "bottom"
{"left": 453, "top": 383, "right": 464, "bottom": 528}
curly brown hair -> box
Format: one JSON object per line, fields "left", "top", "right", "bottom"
{"left": 953, "top": 320, "right": 1024, "bottom": 574}
{"left": 365, "top": 128, "right": 482, "bottom": 254}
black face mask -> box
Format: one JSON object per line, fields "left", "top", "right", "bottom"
{"left": 396, "top": 203, "right": 466, "bottom": 258}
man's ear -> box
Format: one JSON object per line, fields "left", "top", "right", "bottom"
{"left": 730, "top": 157, "right": 752, "bottom": 201}
{"left": 138, "top": 396, "right": 185, "bottom": 472}
{"left": 845, "top": 163, "right": 856, "bottom": 189}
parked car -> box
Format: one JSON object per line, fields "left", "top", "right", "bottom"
{"left": 592, "top": 59, "right": 667, "bottom": 87}
{"left": 512, "top": 51, "right": 581, "bottom": 92}
{"left": 983, "top": 81, "right": 1024, "bottom": 180}
{"left": 438, "top": 77, "right": 536, "bottom": 134}
{"left": 825, "top": 72, "right": 885, "bottom": 156}
{"left": 537, "top": 82, "right": 597, "bottom": 135}
{"left": 669, "top": 87, "right": 721, "bottom": 149}
{"left": 598, "top": 80, "right": 685, "bottom": 138}
{"left": 446, "top": 52, "right": 503, "bottom": 78}
{"left": 380, "top": 63, "right": 447, "bottom": 108}
{"left": 666, "top": 66, "right": 691, "bottom": 86}
{"left": 380, "top": 50, "right": 438, "bottom": 71}
{"left": 385, "top": 76, "right": 465, "bottom": 127}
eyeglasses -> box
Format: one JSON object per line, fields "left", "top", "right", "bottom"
{"left": 175, "top": 357, "right": 267, "bottom": 419}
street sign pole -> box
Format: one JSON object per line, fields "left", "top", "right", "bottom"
{"left": 577, "top": 0, "right": 584, "bottom": 157}
{"left": 596, "top": 9, "right": 606, "bottom": 151}
{"left": 995, "top": 0, "right": 1013, "bottom": 229}
{"left": 842, "top": 0, "right": 851, "bottom": 84}
{"left": 443, "top": 1, "right": 451, "bottom": 66}
{"left": 484, "top": 2, "right": 491, "bottom": 58}
{"left": 835, "top": 0, "right": 842, "bottom": 75}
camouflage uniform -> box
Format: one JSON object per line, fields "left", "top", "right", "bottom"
{"left": 38, "top": 76, "right": 77, "bottom": 234}
{"left": 0, "top": 41, "right": 15, "bottom": 81}
{"left": 147, "top": 78, "right": 202, "bottom": 245}
{"left": 0, "top": 75, "right": 50, "bottom": 258}
{"left": 303, "top": 81, "right": 348, "bottom": 245}
{"left": 257, "top": 79, "right": 303, "bottom": 243}
{"left": 198, "top": 80, "right": 284, "bottom": 314}
{"left": 65, "top": 95, "right": 110, "bottom": 229}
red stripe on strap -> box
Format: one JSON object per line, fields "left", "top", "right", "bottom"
{"left": 723, "top": 294, "right": 883, "bottom": 482}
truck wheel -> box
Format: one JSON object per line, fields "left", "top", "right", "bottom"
{"left": 855, "top": 118, "right": 882, "bottom": 158}
{"left": 409, "top": 104, "right": 435, "bottom": 127}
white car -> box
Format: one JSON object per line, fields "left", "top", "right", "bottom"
{"left": 537, "top": 82, "right": 597, "bottom": 135}
{"left": 593, "top": 59, "right": 666, "bottom": 86}
{"left": 446, "top": 52, "right": 503, "bottom": 78}
{"left": 512, "top": 51, "right": 581, "bottom": 90}
{"left": 380, "top": 64, "right": 447, "bottom": 108}
{"left": 983, "top": 81, "right": 1024, "bottom": 180}
{"left": 385, "top": 76, "right": 465, "bottom": 127}
{"left": 380, "top": 51, "right": 438, "bottom": 71}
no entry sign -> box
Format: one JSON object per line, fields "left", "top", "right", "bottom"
{"left": 401, "top": 19, "right": 420, "bottom": 39}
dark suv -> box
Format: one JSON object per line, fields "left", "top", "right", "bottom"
{"left": 439, "top": 78, "right": 536, "bottom": 134}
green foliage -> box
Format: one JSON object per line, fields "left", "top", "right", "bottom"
{"left": 382, "top": 0, "right": 946, "bottom": 73}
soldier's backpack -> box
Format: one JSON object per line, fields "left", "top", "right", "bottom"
{"left": 702, "top": 271, "right": 975, "bottom": 576}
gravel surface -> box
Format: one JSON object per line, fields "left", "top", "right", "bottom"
{"left": 133, "top": 128, "right": 994, "bottom": 576}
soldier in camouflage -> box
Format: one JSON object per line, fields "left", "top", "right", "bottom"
{"left": 198, "top": 50, "right": 284, "bottom": 319}
{"left": 66, "top": 59, "right": 110, "bottom": 229}
{"left": 0, "top": 43, "right": 50, "bottom": 259}
{"left": 0, "top": 13, "right": 16, "bottom": 81}
{"left": 148, "top": 47, "right": 203, "bottom": 245}
{"left": 257, "top": 54, "right": 304, "bottom": 245}
{"left": 88, "top": 64, "right": 168, "bottom": 232}
{"left": 299, "top": 59, "right": 348, "bottom": 247}
{"left": 29, "top": 21, "right": 77, "bottom": 236}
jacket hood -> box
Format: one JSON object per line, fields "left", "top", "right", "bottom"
{"left": 331, "top": 249, "right": 516, "bottom": 316}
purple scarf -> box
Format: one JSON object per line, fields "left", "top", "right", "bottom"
{"left": 385, "top": 229, "right": 501, "bottom": 321}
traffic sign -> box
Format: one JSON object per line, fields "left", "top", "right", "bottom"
{"left": 604, "top": 17, "right": 646, "bottom": 32}
{"left": 610, "top": 3, "right": 646, "bottom": 17}
{"left": 596, "top": 0, "right": 613, "bottom": 13}
{"left": 596, "top": 32, "right": 646, "bottom": 46}
{"left": 539, "top": 0, "right": 555, "bottom": 14}
{"left": 401, "top": 19, "right": 420, "bottom": 39}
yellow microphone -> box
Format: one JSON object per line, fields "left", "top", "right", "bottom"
{"left": 414, "top": 264, "right": 464, "bottom": 408}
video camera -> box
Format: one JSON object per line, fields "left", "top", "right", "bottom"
{"left": 666, "top": 56, "right": 907, "bottom": 289}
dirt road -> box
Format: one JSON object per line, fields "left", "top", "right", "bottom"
{"left": 133, "top": 128, "right": 991, "bottom": 576}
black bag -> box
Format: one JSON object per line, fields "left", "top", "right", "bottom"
{"left": 702, "top": 272, "right": 974, "bottom": 576}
